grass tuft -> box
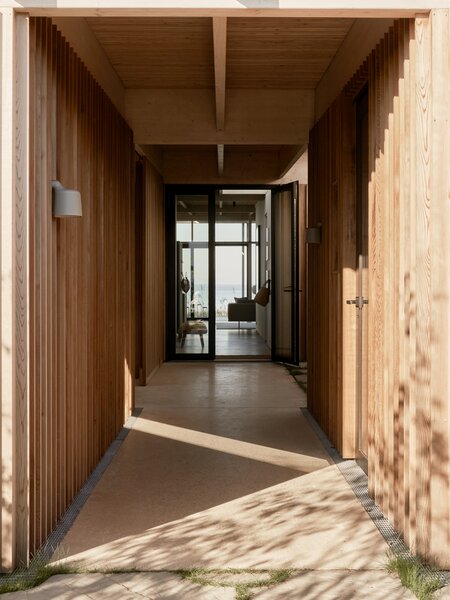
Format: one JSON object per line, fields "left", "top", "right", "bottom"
{"left": 0, "top": 561, "right": 78, "bottom": 595}
{"left": 178, "top": 568, "right": 293, "bottom": 599}
{"left": 235, "top": 584, "right": 252, "bottom": 600}
{"left": 387, "top": 554, "right": 443, "bottom": 600}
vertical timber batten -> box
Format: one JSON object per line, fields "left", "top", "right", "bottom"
{"left": 0, "top": 8, "right": 30, "bottom": 569}
{"left": 27, "top": 17, "right": 136, "bottom": 559}
{"left": 309, "top": 12, "right": 450, "bottom": 566}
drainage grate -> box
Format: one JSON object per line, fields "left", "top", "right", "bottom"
{"left": 41, "top": 407, "right": 143, "bottom": 561}
{"left": 301, "top": 407, "right": 450, "bottom": 585}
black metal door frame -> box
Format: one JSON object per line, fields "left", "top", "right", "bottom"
{"left": 166, "top": 183, "right": 298, "bottom": 361}
{"left": 271, "top": 182, "right": 299, "bottom": 365}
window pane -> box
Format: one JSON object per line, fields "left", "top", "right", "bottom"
{"left": 176, "top": 195, "right": 209, "bottom": 355}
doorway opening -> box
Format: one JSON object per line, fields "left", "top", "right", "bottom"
{"left": 166, "top": 184, "right": 301, "bottom": 363}
{"left": 215, "top": 189, "right": 270, "bottom": 358}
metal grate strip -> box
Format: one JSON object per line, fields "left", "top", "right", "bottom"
{"left": 41, "top": 408, "right": 143, "bottom": 561}
{"left": 301, "top": 407, "right": 449, "bottom": 585}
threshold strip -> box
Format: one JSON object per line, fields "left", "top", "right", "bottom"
{"left": 301, "top": 408, "right": 450, "bottom": 585}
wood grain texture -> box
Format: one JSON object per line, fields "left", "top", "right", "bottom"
{"left": 212, "top": 17, "right": 227, "bottom": 131}
{"left": 142, "top": 160, "right": 165, "bottom": 384}
{"left": 307, "top": 86, "right": 357, "bottom": 458}
{"left": 28, "top": 17, "right": 135, "bottom": 556}
{"left": 1, "top": 7, "right": 17, "bottom": 571}
{"left": 85, "top": 17, "right": 353, "bottom": 91}
{"left": 14, "top": 12, "right": 30, "bottom": 564}
{"left": 86, "top": 17, "right": 215, "bottom": 89}
{"left": 227, "top": 18, "right": 353, "bottom": 89}
{"left": 309, "top": 14, "right": 450, "bottom": 566}
{"left": 365, "top": 14, "right": 450, "bottom": 565}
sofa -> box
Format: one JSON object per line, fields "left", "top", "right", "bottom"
{"left": 227, "top": 299, "right": 256, "bottom": 325}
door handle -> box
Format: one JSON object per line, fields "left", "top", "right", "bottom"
{"left": 346, "top": 296, "right": 368, "bottom": 309}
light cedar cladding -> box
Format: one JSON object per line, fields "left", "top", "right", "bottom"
{"left": 367, "top": 12, "right": 450, "bottom": 564}
{"left": 142, "top": 160, "right": 165, "bottom": 383}
{"left": 29, "top": 17, "right": 135, "bottom": 555}
{"left": 308, "top": 12, "right": 450, "bottom": 566}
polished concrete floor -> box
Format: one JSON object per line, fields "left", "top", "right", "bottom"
{"left": 56, "top": 363, "right": 392, "bottom": 572}
{"left": 216, "top": 328, "right": 270, "bottom": 356}
{"left": 176, "top": 328, "right": 270, "bottom": 356}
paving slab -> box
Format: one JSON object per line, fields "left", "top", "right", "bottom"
{"left": 253, "top": 570, "right": 416, "bottom": 599}
{"left": 0, "top": 573, "right": 235, "bottom": 599}
{"left": 1, "top": 570, "right": 414, "bottom": 599}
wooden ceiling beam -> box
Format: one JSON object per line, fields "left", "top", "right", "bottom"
{"left": 162, "top": 146, "right": 306, "bottom": 184}
{"left": 278, "top": 144, "right": 307, "bottom": 178}
{"left": 213, "top": 17, "right": 227, "bottom": 131}
{"left": 126, "top": 89, "right": 314, "bottom": 145}
{"left": 9, "top": 2, "right": 437, "bottom": 18}
{"left": 217, "top": 144, "right": 225, "bottom": 175}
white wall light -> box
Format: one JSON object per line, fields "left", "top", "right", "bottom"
{"left": 52, "top": 180, "right": 82, "bottom": 218}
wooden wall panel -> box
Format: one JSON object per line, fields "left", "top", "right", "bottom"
{"left": 142, "top": 160, "right": 165, "bottom": 383}
{"left": 29, "top": 17, "right": 135, "bottom": 555}
{"left": 367, "top": 13, "right": 450, "bottom": 565}
{"left": 309, "top": 11, "right": 450, "bottom": 566}
{"left": 307, "top": 90, "right": 357, "bottom": 457}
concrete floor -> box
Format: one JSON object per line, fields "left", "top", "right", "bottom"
{"left": 54, "top": 362, "right": 396, "bottom": 575}
{"left": 176, "top": 327, "right": 270, "bottom": 356}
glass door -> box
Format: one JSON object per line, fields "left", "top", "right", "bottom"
{"left": 173, "top": 194, "right": 214, "bottom": 357}
{"left": 214, "top": 190, "right": 270, "bottom": 358}
{"left": 272, "top": 183, "right": 299, "bottom": 364}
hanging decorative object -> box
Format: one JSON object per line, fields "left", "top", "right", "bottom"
{"left": 180, "top": 275, "right": 190, "bottom": 293}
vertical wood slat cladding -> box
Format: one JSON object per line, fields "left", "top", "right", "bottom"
{"left": 29, "top": 17, "right": 135, "bottom": 554}
{"left": 307, "top": 90, "right": 357, "bottom": 457}
{"left": 367, "top": 12, "right": 450, "bottom": 565}
{"left": 142, "top": 160, "right": 165, "bottom": 383}
{"left": 309, "top": 12, "right": 450, "bottom": 566}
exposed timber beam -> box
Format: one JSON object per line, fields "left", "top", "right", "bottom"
{"left": 217, "top": 144, "right": 224, "bottom": 175}
{"left": 139, "top": 144, "right": 164, "bottom": 174}
{"left": 278, "top": 144, "right": 308, "bottom": 179}
{"left": 162, "top": 146, "right": 307, "bottom": 185}
{"left": 126, "top": 89, "right": 314, "bottom": 145}
{"left": 6, "top": 1, "right": 439, "bottom": 18}
{"left": 213, "top": 17, "right": 227, "bottom": 131}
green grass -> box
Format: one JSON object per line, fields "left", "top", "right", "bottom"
{"left": 386, "top": 554, "right": 443, "bottom": 600}
{"left": 0, "top": 562, "right": 77, "bottom": 595}
{"left": 178, "top": 568, "right": 293, "bottom": 599}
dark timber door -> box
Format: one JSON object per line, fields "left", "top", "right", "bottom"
{"left": 272, "top": 182, "right": 299, "bottom": 364}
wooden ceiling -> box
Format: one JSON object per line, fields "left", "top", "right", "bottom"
{"left": 86, "top": 18, "right": 214, "bottom": 89}
{"left": 87, "top": 17, "right": 354, "bottom": 90}
{"left": 227, "top": 18, "right": 354, "bottom": 88}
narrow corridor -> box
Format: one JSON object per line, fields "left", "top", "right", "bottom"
{"left": 56, "top": 362, "right": 393, "bottom": 573}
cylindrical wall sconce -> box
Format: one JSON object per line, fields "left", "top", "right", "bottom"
{"left": 306, "top": 224, "right": 322, "bottom": 244}
{"left": 52, "top": 180, "right": 82, "bottom": 218}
